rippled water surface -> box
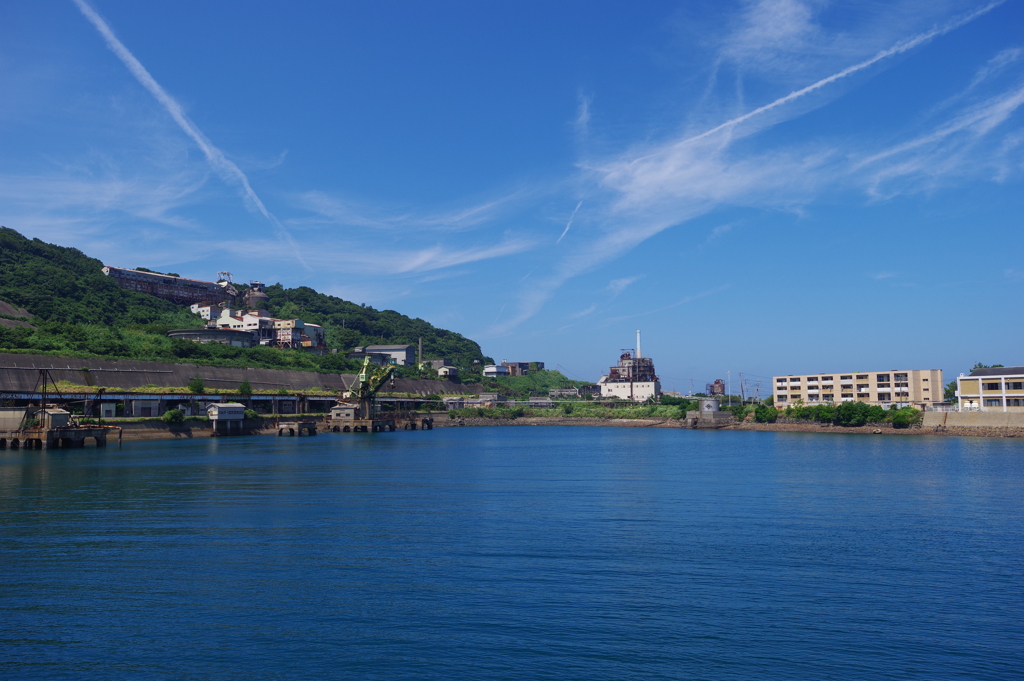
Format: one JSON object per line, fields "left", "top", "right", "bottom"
{"left": 2, "top": 427, "right": 1023, "bottom": 679}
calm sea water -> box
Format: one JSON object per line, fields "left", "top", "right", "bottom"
{"left": 2, "top": 427, "right": 1023, "bottom": 680}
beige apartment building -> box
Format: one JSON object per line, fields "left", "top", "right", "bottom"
{"left": 773, "top": 369, "right": 943, "bottom": 408}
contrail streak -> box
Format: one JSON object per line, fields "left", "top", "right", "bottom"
{"left": 71, "top": 0, "right": 308, "bottom": 267}
{"left": 636, "top": 0, "right": 1006, "bottom": 161}
{"left": 556, "top": 201, "right": 583, "bottom": 243}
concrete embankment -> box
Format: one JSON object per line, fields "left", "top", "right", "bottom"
{"left": 437, "top": 415, "right": 1024, "bottom": 438}
{"left": 434, "top": 416, "right": 683, "bottom": 428}
{"left": 106, "top": 413, "right": 1024, "bottom": 442}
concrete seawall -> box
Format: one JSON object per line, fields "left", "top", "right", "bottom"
{"left": 923, "top": 411, "right": 1024, "bottom": 429}
{"left": 0, "top": 352, "right": 471, "bottom": 396}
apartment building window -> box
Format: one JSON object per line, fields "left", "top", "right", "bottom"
{"left": 777, "top": 395, "right": 788, "bottom": 402}
{"left": 808, "top": 395, "right": 819, "bottom": 402}
{"left": 841, "top": 375, "right": 852, "bottom": 380}
{"left": 807, "top": 377, "right": 819, "bottom": 382}
{"left": 790, "top": 394, "right": 801, "bottom": 400}
{"left": 923, "top": 388, "right": 929, "bottom": 392}
{"left": 895, "top": 382, "right": 908, "bottom": 387}
{"left": 857, "top": 384, "right": 869, "bottom": 390}
{"left": 1008, "top": 399, "right": 1024, "bottom": 407}
{"left": 823, "top": 394, "right": 834, "bottom": 401}
{"left": 876, "top": 374, "right": 890, "bottom": 382}
{"left": 776, "top": 378, "right": 787, "bottom": 384}
{"left": 857, "top": 393, "right": 869, "bottom": 398}
{"left": 1009, "top": 382, "right": 1024, "bottom": 390}
{"left": 922, "top": 378, "right": 929, "bottom": 382}
{"left": 983, "top": 382, "right": 1001, "bottom": 390}
{"left": 841, "top": 384, "right": 853, "bottom": 390}
{"left": 877, "top": 393, "right": 891, "bottom": 401}
{"left": 877, "top": 383, "right": 890, "bottom": 388}
{"left": 856, "top": 374, "right": 868, "bottom": 379}
{"left": 841, "top": 393, "right": 853, "bottom": 398}
{"left": 821, "top": 376, "right": 833, "bottom": 381}
{"left": 777, "top": 385, "right": 787, "bottom": 391}
{"left": 985, "top": 399, "right": 1003, "bottom": 407}
{"left": 894, "top": 373, "right": 908, "bottom": 382}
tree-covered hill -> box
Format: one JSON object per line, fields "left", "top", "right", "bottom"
{"left": 0, "top": 226, "right": 491, "bottom": 372}
{"left": 258, "top": 284, "right": 490, "bottom": 368}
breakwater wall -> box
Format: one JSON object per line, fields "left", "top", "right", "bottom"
{"left": 0, "top": 352, "right": 472, "bottom": 396}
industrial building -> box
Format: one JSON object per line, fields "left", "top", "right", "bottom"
{"left": 347, "top": 345, "right": 415, "bottom": 366}
{"left": 773, "top": 369, "right": 943, "bottom": 408}
{"left": 956, "top": 366, "right": 1024, "bottom": 411}
{"left": 598, "top": 331, "right": 661, "bottom": 402}
{"left": 102, "top": 266, "right": 235, "bottom": 305}
{"left": 167, "top": 327, "right": 254, "bottom": 348}
{"left": 177, "top": 307, "right": 326, "bottom": 353}
{"left": 500, "top": 361, "right": 545, "bottom": 376}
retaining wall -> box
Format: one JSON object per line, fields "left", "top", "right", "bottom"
{"left": 0, "top": 352, "right": 473, "bottom": 396}
{"left": 922, "top": 411, "right": 1024, "bottom": 429}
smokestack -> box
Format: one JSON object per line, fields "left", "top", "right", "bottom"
{"left": 636, "top": 329, "right": 642, "bottom": 358}
{"left": 418, "top": 337, "right": 423, "bottom": 366}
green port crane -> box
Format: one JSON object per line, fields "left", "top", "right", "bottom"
{"left": 348, "top": 356, "right": 396, "bottom": 419}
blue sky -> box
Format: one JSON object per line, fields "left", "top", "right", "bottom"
{"left": 2, "top": 1, "right": 1023, "bottom": 393}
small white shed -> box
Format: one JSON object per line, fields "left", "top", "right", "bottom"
{"left": 207, "top": 402, "right": 246, "bottom": 421}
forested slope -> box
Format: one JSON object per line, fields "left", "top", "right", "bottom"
{"left": 0, "top": 227, "right": 490, "bottom": 372}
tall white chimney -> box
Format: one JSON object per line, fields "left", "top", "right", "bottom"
{"left": 636, "top": 329, "right": 642, "bottom": 358}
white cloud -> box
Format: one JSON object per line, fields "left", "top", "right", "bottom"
{"left": 607, "top": 276, "right": 641, "bottom": 295}
{"left": 556, "top": 201, "right": 583, "bottom": 243}
{"left": 71, "top": 0, "right": 305, "bottom": 266}
{"left": 489, "top": 1, "right": 1009, "bottom": 336}
{"left": 289, "top": 188, "right": 526, "bottom": 232}
{"left": 569, "top": 304, "right": 597, "bottom": 319}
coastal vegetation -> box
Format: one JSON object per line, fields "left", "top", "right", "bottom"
{"left": 0, "top": 227, "right": 490, "bottom": 372}
{"left": 776, "top": 402, "right": 921, "bottom": 428}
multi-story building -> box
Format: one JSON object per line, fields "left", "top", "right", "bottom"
{"left": 956, "top": 366, "right": 1024, "bottom": 411}
{"left": 599, "top": 350, "right": 661, "bottom": 402}
{"left": 190, "top": 303, "right": 223, "bottom": 320}
{"left": 773, "top": 369, "right": 943, "bottom": 408}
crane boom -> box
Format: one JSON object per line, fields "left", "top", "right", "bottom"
{"left": 347, "top": 356, "right": 396, "bottom": 418}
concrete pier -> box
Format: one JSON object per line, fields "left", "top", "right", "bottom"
{"left": 0, "top": 426, "right": 119, "bottom": 449}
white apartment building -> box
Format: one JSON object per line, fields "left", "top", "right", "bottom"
{"left": 773, "top": 369, "right": 942, "bottom": 408}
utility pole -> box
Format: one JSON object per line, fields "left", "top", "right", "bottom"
{"left": 727, "top": 371, "right": 731, "bottom": 407}
{"left": 739, "top": 372, "right": 745, "bottom": 404}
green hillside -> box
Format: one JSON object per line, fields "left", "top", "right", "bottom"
{"left": 0, "top": 226, "right": 491, "bottom": 372}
